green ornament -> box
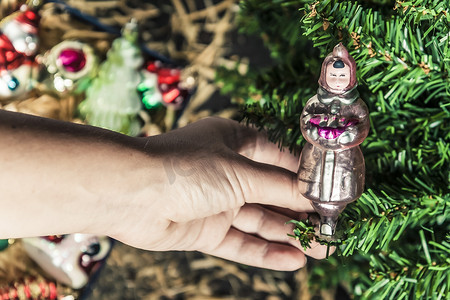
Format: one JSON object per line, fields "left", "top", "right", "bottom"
{"left": 138, "top": 70, "right": 163, "bottom": 110}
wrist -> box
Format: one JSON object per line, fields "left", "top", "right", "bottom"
{"left": 97, "top": 136, "right": 167, "bottom": 242}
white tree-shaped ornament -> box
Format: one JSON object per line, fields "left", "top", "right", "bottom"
{"left": 80, "top": 21, "right": 143, "bottom": 136}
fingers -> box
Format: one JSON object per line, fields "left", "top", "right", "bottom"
{"left": 236, "top": 157, "right": 314, "bottom": 212}
{"left": 197, "top": 117, "right": 300, "bottom": 173}
{"left": 238, "top": 130, "right": 300, "bottom": 173}
{"left": 207, "top": 118, "right": 310, "bottom": 212}
{"left": 232, "top": 204, "right": 330, "bottom": 260}
{"left": 202, "top": 227, "right": 307, "bottom": 271}
{"left": 261, "top": 205, "right": 309, "bottom": 220}
{"left": 161, "top": 117, "right": 300, "bottom": 173}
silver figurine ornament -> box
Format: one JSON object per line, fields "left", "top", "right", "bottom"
{"left": 298, "top": 43, "right": 370, "bottom": 236}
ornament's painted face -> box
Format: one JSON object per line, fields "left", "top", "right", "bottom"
{"left": 325, "top": 61, "right": 350, "bottom": 94}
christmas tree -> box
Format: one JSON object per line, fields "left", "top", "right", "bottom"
{"left": 218, "top": 0, "right": 449, "bottom": 298}
{"left": 79, "top": 21, "right": 143, "bottom": 136}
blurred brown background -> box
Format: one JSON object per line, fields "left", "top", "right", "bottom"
{"left": 0, "top": 1, "right": 328, "bottom": 299}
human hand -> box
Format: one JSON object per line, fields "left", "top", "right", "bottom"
{"left": 109, "top": 117, "right": 330, "bottom": 271}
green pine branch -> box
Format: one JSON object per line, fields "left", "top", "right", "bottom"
{"left": 301, "top": 0, "right": 450, "bottom": 106}
{"left": 217, "top": 0, "right": 450, "bottom": 298}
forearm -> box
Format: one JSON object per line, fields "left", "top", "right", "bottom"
{"left": 0, "top": 110, "right": 158, "bottom": 239}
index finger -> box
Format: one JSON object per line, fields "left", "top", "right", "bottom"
{"left": 235, "top": 156, "right": 314, "bottom": 212}
{"left": 234, "top": 126, "right": 300, "bottom": 173}
{"left": 211, "top": 118, "right": 299, "bottom": 173}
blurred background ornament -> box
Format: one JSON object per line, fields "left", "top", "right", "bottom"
{"left": 79, "top": 20, "right": 143, "bottom": 136}
{"left": 0, "top": 277, "right": 59, "bottom": 300}
{"left": 138, "top": 68, "right": 163, "bottom": 110}
{"left": 0, "top": 4, "right": 39, "bottom": 99}
{"left": 39, "top": 40, "right": 98, "bottom": 93}
{"left": 22, "top": 234, "right": 113, "bottom": 290}
{"left": 144, "top": 61, "right": 191, "bottom": 110}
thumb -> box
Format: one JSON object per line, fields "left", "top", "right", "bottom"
{"left": 237, "top": 158, "right": 314, "bottom": 212}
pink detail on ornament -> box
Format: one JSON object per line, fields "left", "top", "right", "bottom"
{"left": 58, "top": 48, "right": 86, "bottom": 72}
{"left": 309, "top": 117, "right": 358, "bottom": 139}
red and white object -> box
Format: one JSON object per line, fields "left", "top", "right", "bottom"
{"left": 22, "top": 234, "right": 112, "bottom": 289}
{"left": 0, "top": 5, "right": 39, "bottom": 99}
{"left": 145, "top": 60, "right": 191, "bottom": 109}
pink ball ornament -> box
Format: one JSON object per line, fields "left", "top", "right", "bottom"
{"left": 42, "top": 40, "right": 97, "bottom": 92}
{"left": 58, "top": 48, "right": 87, "bottom": 73}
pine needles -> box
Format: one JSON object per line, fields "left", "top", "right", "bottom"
{"left": 217, "top": 0, "right": 450, "bottom": 298}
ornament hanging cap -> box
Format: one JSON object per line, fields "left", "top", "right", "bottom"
{"left": 332, "top": 42, "right": 348, "bottom": 58}
{"left": 318, "top": 42, "right": 357, "bottom": 93}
